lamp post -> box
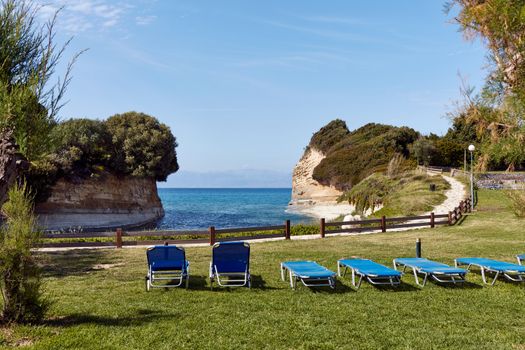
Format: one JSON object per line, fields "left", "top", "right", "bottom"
{"left": 468, "top": 144, "right": 475, "bottom": 210}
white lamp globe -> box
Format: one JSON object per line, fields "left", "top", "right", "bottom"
{"left": 468, "top": 144, "right": 475, "bottom": 152}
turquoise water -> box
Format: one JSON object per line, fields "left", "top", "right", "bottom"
{"left": 157, "top": 188, "right": 314, "bottom": 230}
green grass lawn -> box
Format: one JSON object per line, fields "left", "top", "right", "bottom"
{"left": 2, "top": 190, "right": 525, "bottom": 349}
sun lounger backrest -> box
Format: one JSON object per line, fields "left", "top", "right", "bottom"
{"left": 212, "top": 242, "right": 250, "bottom": 273}
{"left": 147, "top": 246, "right": 186, "bottom": 268}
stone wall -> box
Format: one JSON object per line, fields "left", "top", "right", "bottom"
{"left": 475, "top": 173, "right": 525, "bottom": 190}
{"left": 35, "top": 172, "right": 164, "bottom": 231}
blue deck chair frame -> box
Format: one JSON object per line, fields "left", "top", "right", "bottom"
{"left": 455, "top": 257, "right": 525, "bottom": 285}
{"left": 146, "top": 245, "right": 189, "bottom": 290}
{"left": 517, "top": 254, "right": 525, "bottom": 265}
{"left": 210, "top": 241, "right": 251, "bottom": 289}
{"left": 280, "top": 261, "right": 336, "bottom": 289}
{"left": 393, "top": 258, "right": 467, "bottom": 287}
{"left": 337, "top": 258, "right": 402, "bottom": 289}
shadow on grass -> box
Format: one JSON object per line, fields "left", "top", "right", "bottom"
{"left": 39, "top": 249, "right": 120, "bottom": 278}
{"left": 371, "top": 281, "right": 419, "bottom": 292}
{"left": 45, "top": 309, "right": 178, "bottom": 328}
{"left": 187, "top": 274, "right": 279, "bottom": 291}
{"left": 437, "top": 281, "right": 483, "bottom": 289}
{"left": 462, "top": 270, "right": 525, "bottom": 286}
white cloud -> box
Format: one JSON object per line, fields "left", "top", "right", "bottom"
{"left": 135, "top": 15, "right": 157, "bottom": 26}
{"left": 35, "top": 0, "right": 131, "bottom": 33}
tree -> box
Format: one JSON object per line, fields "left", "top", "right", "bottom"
{"left": 0, "top": 0, "right": 80, "bottom": 162}
{"left": 0, "top": 183, "right": 48, "bottom": 323}
{"left": 412, "top": 138, "right": 435, "bottom": 166}
{"left": 446, "top": 0, "right": 525, "bottom": 170}
{"left": 106, "top": 112, "right": 179, "bottom": 181}
{"left": 0, "top": 0, "right": 78, "bottom": 324}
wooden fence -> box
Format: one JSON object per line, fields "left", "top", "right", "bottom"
{"left": 38, "top": 198, "right": 472, "bottom": 249}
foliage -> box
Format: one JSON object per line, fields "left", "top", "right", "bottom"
{"left": 312, "top": 122, "right": 419, "bottom": 190}
{"left": 446, "top": 0, "right": 525, "bottom": 171}
{"left": 387, "top": 153, "right": 405, "bottom": 178}
{"left": 106, "top": 112, "right": 179, "bottom": 181}
{"left": 0, "top": 0, "right": 79, "bottom": 161}
{"left": 339, "top": 171, "right": 450, "bottom": 216}
{"left": 0, "top": 183, "right": 48, "bottom": 324}
{"left": 308, "top": 119, "right": 350, "bottom": 154}
{"left": 339, "top": 173, "right": 394, "bottom": 214}
{"left": 412, "top": 138, "right": 436, "bottom": 166}
{"left": 27, "top": 113, "right": 179, "bottom": 199}
{"left": 290, "top": 224, "right": 319, "bottom": 236}
{"left": 504, "top": 189, "right": 525, "bottom": 217}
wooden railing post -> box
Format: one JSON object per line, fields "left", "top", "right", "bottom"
{"left": 381, "top": 216, "right": 386, "bottom": 232}
{"left": 285, "top": 220, "right": 291, "bottom": 240}
{"left": 209, "top": 226, "right": 216, "bottom": 246}
{"left": 448, "top": 211, "right": 453, "bottom": 225}
{"left": 430, "top": 212, "right": 435, "bottom": 228}
{"left": 320, "top": 218, "right": 325, "bottom": 238}
{"left": 115, "top": 228, "right": 123, "bottom": 248}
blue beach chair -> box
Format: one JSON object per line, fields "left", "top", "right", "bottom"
{"left": 280, "top": 261, "right": 336, "bottom": 289}
{"left": 517, "top": 254, "right": 525, "bottom": 265}
{"left": 210, "top": 241, "right": 251, "bottom": 289}
{"left": 455, "top": 257, "right": 525, "bottom": 285}
{"left": 337, "top": 258, "right": 402, "bottom": 289}
{"left": 145, "top": 245, "right": 189, "bottom": 290}
{"left": 393, "top": 258, "right": 467, "bottom": 287}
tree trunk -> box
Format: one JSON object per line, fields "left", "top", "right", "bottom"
{"left": 0, "top": 129, "right": 28, "bottom": 206}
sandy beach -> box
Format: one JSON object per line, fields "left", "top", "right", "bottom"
{"left": 287, "top": 202, "right": 355, "bottom": 221}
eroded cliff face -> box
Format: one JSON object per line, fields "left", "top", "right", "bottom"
{"left": 290, "top": 147, "right": 343, "bottom": 205}
{"left": 35, "top": 172, "right": 164, "bottom": 231}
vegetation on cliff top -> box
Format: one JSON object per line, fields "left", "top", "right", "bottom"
{"left": 309, "top": 121, "right": 419, "bottom": 190}
{"left": 28, "top": 112, "right": 179, "bottom": 201}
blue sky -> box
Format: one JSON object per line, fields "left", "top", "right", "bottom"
{"left": 40, "top": 1, "right": 486, "bottom": 187}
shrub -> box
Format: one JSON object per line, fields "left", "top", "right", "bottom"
{"left": 339, "top": 174, "right": 394, "bottom": 214}
{"left": 106, "top": 112, "right": 179, "bottom": 181}
{"left": 308, "top": 119, "right": 350, "bottom": 154}
{"left": 505, "top": 190, "right": 525, "bottom": 218}
{"left": 312, "top": 123, "right": 419, "bottom": 190}
{"left": 0, "top": 183, "right": 48, "bottom": 324}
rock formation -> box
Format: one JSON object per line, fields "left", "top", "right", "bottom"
{"left": 35, "top": 171, "right": 164, "bottom": 231}
{"left": 290, "top": 147, "right": 343, "bottom": 205}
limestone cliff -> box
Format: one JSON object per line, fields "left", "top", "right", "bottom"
{"left": 290, "top": 147, "right": 343, "bottom": 205}
{"left": 35, "top": 172, "right": 164, "bottom": 231}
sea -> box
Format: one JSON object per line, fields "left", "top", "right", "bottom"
{"left": 156, "top": 188, "right": 315, "bottom": 230}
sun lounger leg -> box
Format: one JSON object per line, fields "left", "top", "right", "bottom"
{"left": 281, "top": 264, "right": 285, "bottom": 281}
{"left": 491, "top": 271, "right": 499, "bottom": 286}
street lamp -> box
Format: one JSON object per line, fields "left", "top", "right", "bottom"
{"left": 468, "top": 144, "right": 475, "bottom": 210}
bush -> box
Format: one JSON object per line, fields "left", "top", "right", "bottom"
{"left": 106, "top": 112, "right": 179, "bottom": 181}
{"left": 339, "top": 174, "right": 394, "bottom": 214}
{"left": 308, "top": 119, "right": 350, "bottom": 154}
{"left": 312, "top": 123, "right": 419, "bottom": 190}
{"left": 505, "top": 190, "right": 525, "bottom": 217}
{"left": 0, "top": 183, "right": 48, "bottom": 324}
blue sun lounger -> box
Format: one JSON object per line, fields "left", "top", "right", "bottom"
{"left": 337, "top": 258, "right": 402, "bottom": 289}
{"left": 455, "top": 257, "right": 525, "bottom": 285}
{"left": 393, "top": 258, "right": 467, "bottom": 287}
{"left": 145, "top": 245, "right": 189, "bottom": 290}
{"left": 281, "top": 261, "right": 336, "bottom": 289}
{"left": 210, "top": 241, "right": 251, "bottom": 289}
{"left": 517, "top": 254, "right": 525, "bottom": 265}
